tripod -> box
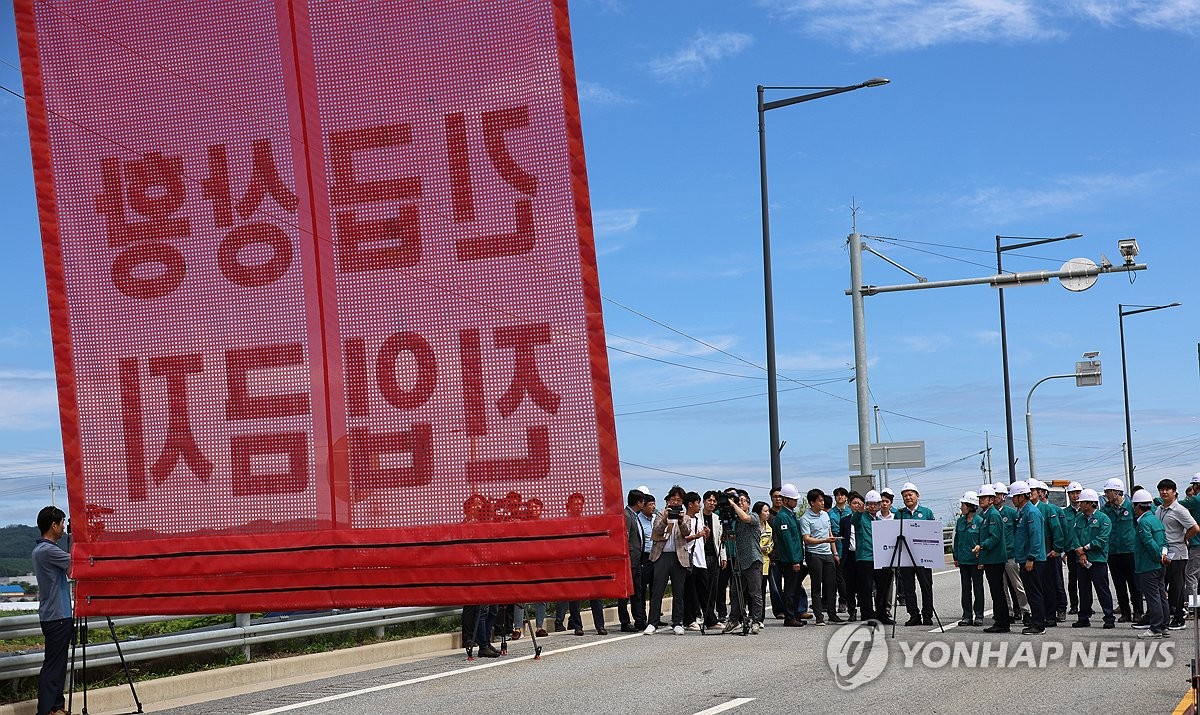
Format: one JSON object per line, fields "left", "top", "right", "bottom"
{"left": 721, "top": 521, "right": 752, "bottom": 636}
{"left": 885, "top": 519, "right": 944, "bottom": 638}
{"left": 68, "top": 616, "right": 144, "bottom": 715}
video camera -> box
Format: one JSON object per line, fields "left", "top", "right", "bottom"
{"left": 715, "top": 492, "right": 737, "bottom": 523}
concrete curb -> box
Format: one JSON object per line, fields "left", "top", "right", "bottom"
{"left": 0, "top": 605, "right": 639, "bottom": 715}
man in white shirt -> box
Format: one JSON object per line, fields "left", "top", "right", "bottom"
{"left": 1156, "top": 478, "right": 1200, "bottom": 630}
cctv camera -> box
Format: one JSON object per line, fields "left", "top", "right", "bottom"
{"left": 1117, "top": 238, "right": 1139, "bottom": 264}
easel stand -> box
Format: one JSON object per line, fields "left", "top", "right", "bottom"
{"left": 517, "top": 604, "right": 543, "bottom": 660}
{"left": 68, "top": 616, "right": 144, "bottom": 715}
{"left": 885, "top": 519, "right": 944, "bottom": 638}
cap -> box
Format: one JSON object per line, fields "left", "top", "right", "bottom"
{"left": 1191, "top": 472, "right": 1200, "bottom": 485}
{"left": 1067, "top": 481, "right": 1083, "bottom": 492}
{"left": 864, "top": 490, "right": 882, "bottom": 502}
{"left": 780, "top": 483, "right": 801, "bottom": 500}
{"left": 992, "top": 482, "right": 1009, "bottom": 494}
{"left": 978, "top": 485, "right": 996, "bottom": 497}
{"left": 1131, "top": 489, "right": 1154, "bottom": 504}
{"left": 636, "top": 485, "right": 651, "bottom": 495}
{"left": 1077, "top": 488, "right": 1099, "bottom": 503}
{"left": 900, "top": 482, "right": 919, "bottom": 495}
{"left": 1104, "top": 478, "right": 1126, "bottom": 493}
{"left": 1008, "top": 481, "right": 1031, "bottom": 496}
{"left": 961, "top": 491, "right": 979, "bottom": 506}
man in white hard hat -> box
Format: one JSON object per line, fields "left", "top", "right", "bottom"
{"left": 975, "top": 485, "right": 1011, "bottom": 632}
{"left": 1010, "top": 481, "right": 1047, "bottom": 635}
{"left": 1101, "top": 478, "right": 1143, "bottom": 624}
{"left": 1030, "top": 480, "right": 1068, "bottom": 624}
{"left": 850, "top": 490, "right": 893, "bottom": 624}
{"left": 953, "top": 492, "right": 984, "bottom": 626}
{"left": 1071, "top": 488, "right": 1115, "bottom": 628}
{"left": 1063, "top": 482, "right": 1084, "bottom": 616}
{"left": 1131, "top": 489, "right": 1169, "bottom": 638}
{"left": 896, "top": 482, "right": 936, "bottom": 626}
{"left": 772, "top": 484, "right": 806, "bottom": 627}
{"left": 992, "top": 481, "right": 1029, "bottom": 624}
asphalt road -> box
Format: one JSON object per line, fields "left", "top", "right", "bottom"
{"left": 150, "top": 567, "right": 1195, "bottom": 715}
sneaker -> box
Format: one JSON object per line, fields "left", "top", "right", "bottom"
{"left": 642, "top": 624, "right": 656, "bottom": 635}
{"left": 1137, "top": 629, "right": 1165, "bottom": 639}
{"left": 972, "top": 618, "right": 985, "bottom": 627}
{"left": 957, "top": 619, "right": 972, "bottom": 627}
{"left": 672, "top": 624, "right": 685, "bottom": 636}
{"left": 1132, "top": 620, "right": 1153, "bottom": 630}
{"left": 1056, "top": 610, "right": 1067, "bottom": 622}
{"left": 714, "top": 621, "right": 727, "bottom": 630}
{"left": 722, "top": 621, "right": 740, "bottom": 634}
{"left": 815, "top": 617, "right": 827, "bottom": 626}
{"left": 750, "top": 622, "right": 761, "bottom": 634}
{"left": 685, "top": 622, "right": 701, "bottom": 631}
{"left": 757, "top": 620, "right": 766, "bottom": 629}
{"left": 1169, "top": 620, "right": 1187, "bottom": 631}
{"left": 1021, "top": 626, "right": 1045, "bottom": 635}
{"left": 827, "top": 614, "right": 845, "bottom": 624}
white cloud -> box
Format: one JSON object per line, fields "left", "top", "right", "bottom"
{"left": 646, "top": 31, "right": 754, "bottom": 83}
{"left": 952, "top": 170, "right": 1160, "bottom": 222}
{"left": 758, "top": 0, "right": 1200, "bottom": 52}
{"left": 760, "top": 0, "right": 1056, "bottom": 52}
{"left": 577, "top": 81, "right": 635, "bottom": 106}
{"left": 593, "top": 208, "right": 641, "bottom": 235}
{"left": 0, "top": 371, "right": 59, "bottom": 429}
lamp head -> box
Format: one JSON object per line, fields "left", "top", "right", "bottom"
{"left": 863, "top": 77, "right": 890, "bottom": 87}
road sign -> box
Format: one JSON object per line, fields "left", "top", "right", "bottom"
{"left": 848, "top": 441, "right": 926, "bottom": 471}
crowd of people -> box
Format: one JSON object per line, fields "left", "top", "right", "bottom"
{"left": 462, "top": 472, "right": 1200, "bottom": 651}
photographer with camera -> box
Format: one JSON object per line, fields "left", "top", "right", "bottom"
{"left": 723, "top": 490, "right": 765, "bottom": 634}
{"left": 645, "top": 485, "right": 693, "bottom": 635}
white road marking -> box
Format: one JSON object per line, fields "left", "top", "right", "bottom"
{"left": 243, "top": 633, "right": 643, "bottom": 715}
{"left": 692, "top": 697, "right": 756, "bottom": 715}
{"left": 931, "top": 609, "right": 994, "bottom": 632}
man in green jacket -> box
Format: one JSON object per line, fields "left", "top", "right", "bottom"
{"left": 993, "top": 482, "right": 1029, "bottom": 623}
{"left": 1102, "top": 478, "right": 1143, "bottom": 624}
{"left": 851, "top": 490, "right": 894, "bottom": 625}
{"left": 772, "top": 483, "right": 806, "bottom": 627}
{"left": 1071, "top": 489, "right": 1115, "bottom": 629}
{"left": 1132, "top": 489, "right": 1169, "bottom": 638}
{"left": 1031, "top": 480, "right": 1068, "bottom": 623}
{"left": 953, "top": 492, "right": 984, "bottom": 626}
{"left": 1062, "top": 481, "right": 1084, "bottom": 616}
{"left": 975, "top": 485, "right": 1010, "bottom": 632}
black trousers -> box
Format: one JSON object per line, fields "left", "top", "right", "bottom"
{"left": 959, "top": 564, "right": 984, "bottom": 619}
{"left": 809, "top": 553, "right": 837, "bottom": 616}
{"left": 639, "top": 553, "right": 655, "bottom": 620}
{"left": 1109, "top": 552, "right": 1143, "bottom": 618}
{"left": 843, "top": 551, "right": 858, "bottom": 614}
{"left": 716, "top": 560, "right": 731, "bottom": 620}
{"left": 899, "top": 566, "right": 934, "bottom": 619}
{"left": 1066, "top": 551, "right": 1081, "bottom": 610}
{"left": 777, "top": 561, "right": 800, "bottom": 619}
{"left": 854, "top": 561, "right": 880, "bottom": 620}
{"left": 649, "top": 552, "right": 688, "bottom": 627}
{"left": 618, "top": 551, "right": 646, "bottom": 628}
{"left": 984, "top": 563, "right": 1010, "bottom": 628}
{"left": 1078, "top": 561, "right": 1115, "bottom": 624}
{"left": 1020, "top": 561, "right": 1047, "bottom": 628}
{"left": 1166, "top": 559, "right": 1187, "bottom": 623}
{"left": 1040, "top": 555, "right": 1060, "bottom": 619}
{"left": 683, "top": 562, "right": 711, "bottom": 626}
{"left": 557, "top": 600, "right": 604, "bottom": 630}
{"left": 702, "top": 563, "right": 722, "bottom": 626}
{"left": 38, "top": 617, "right": 72, "bottom": 715}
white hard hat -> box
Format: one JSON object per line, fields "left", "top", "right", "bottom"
{"left": 992, "top": 482, "right": 1009, "bottom": 494}
{"left": 864, "top": 490, "right": 882, "bottom": 502}
{"left": 1190, "top": 472, "right": 1200, "bottom": 485}
{"left": 1104, "top": 478, "right": 1125, "bottom": 493}
{"left": 961, "top": 491, "right": 979, "bottom": 507}
{"left": 978, "top": 485, "right": 996, "bottom": 497}
{"left": 1078, "top": 488, "right": 1099, "bottom": 503}
{"left": 1131, "top": 489, "right": 1154, "bottom": 505}
{"left": 1028, "top": 479, "right": 1046, "bottom": 491}
{"left": 636, "top": 485, "right": 651, "bottom": 495}
{"left": 780, "top": 483, "right": 801, "bottom": 500}
{"left": 900, "top": 482, "right": 919, "bottom": 495}
{"left": 1008, "top": 481, "right": 1031, "bottom": 496}
{"left": 1067, "top": 482, "right": 1083, "bottom": 492}
{"left": 881, "top": 487, "right": 895, "bottom": 497}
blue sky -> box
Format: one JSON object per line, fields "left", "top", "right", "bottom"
{"left": 0, "top": 1, "right": 1198, "bottom": 525}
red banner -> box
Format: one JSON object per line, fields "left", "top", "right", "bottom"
{"left": 16, "top": 0, "right": 626, "bottom": 615}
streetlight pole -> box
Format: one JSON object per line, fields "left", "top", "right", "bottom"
{"left": 1025, "top": 354, "right": 1101, "bottom": 482}
{"left": 757, "top": 78, "right": 889, "bottom": 490}
{"left": 995, "top": 233, "right": 1082, "bottom": 482}
{"left": 1118, "top": 302, "right": 1182, "bottom": 481}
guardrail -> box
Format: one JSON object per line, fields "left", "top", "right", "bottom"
{"left": 0, "top": 606, "right": 459, "bottom": 681}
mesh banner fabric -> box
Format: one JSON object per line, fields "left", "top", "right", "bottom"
{"left": 16, "top": 0, "right": 628, "bottom": 615}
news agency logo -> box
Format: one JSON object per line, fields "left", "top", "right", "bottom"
{"left": 826, "top": 620, "right": 889, "bottom": 691}
{"left": 826, "top": 621, "right": 1177, "bottom": 689}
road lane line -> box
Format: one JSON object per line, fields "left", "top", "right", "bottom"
{"left": 692, "top": 697, "right": 755, "bottom": 715}
{"left": 243, "top": 633, "right": 643, "bottom": 715}
{"left": 931, "top": 610, "right": 993, "bottom": 632}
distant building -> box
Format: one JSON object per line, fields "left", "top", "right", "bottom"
{"left": 0, "top": 584, "right": 26, "bottom": 600}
